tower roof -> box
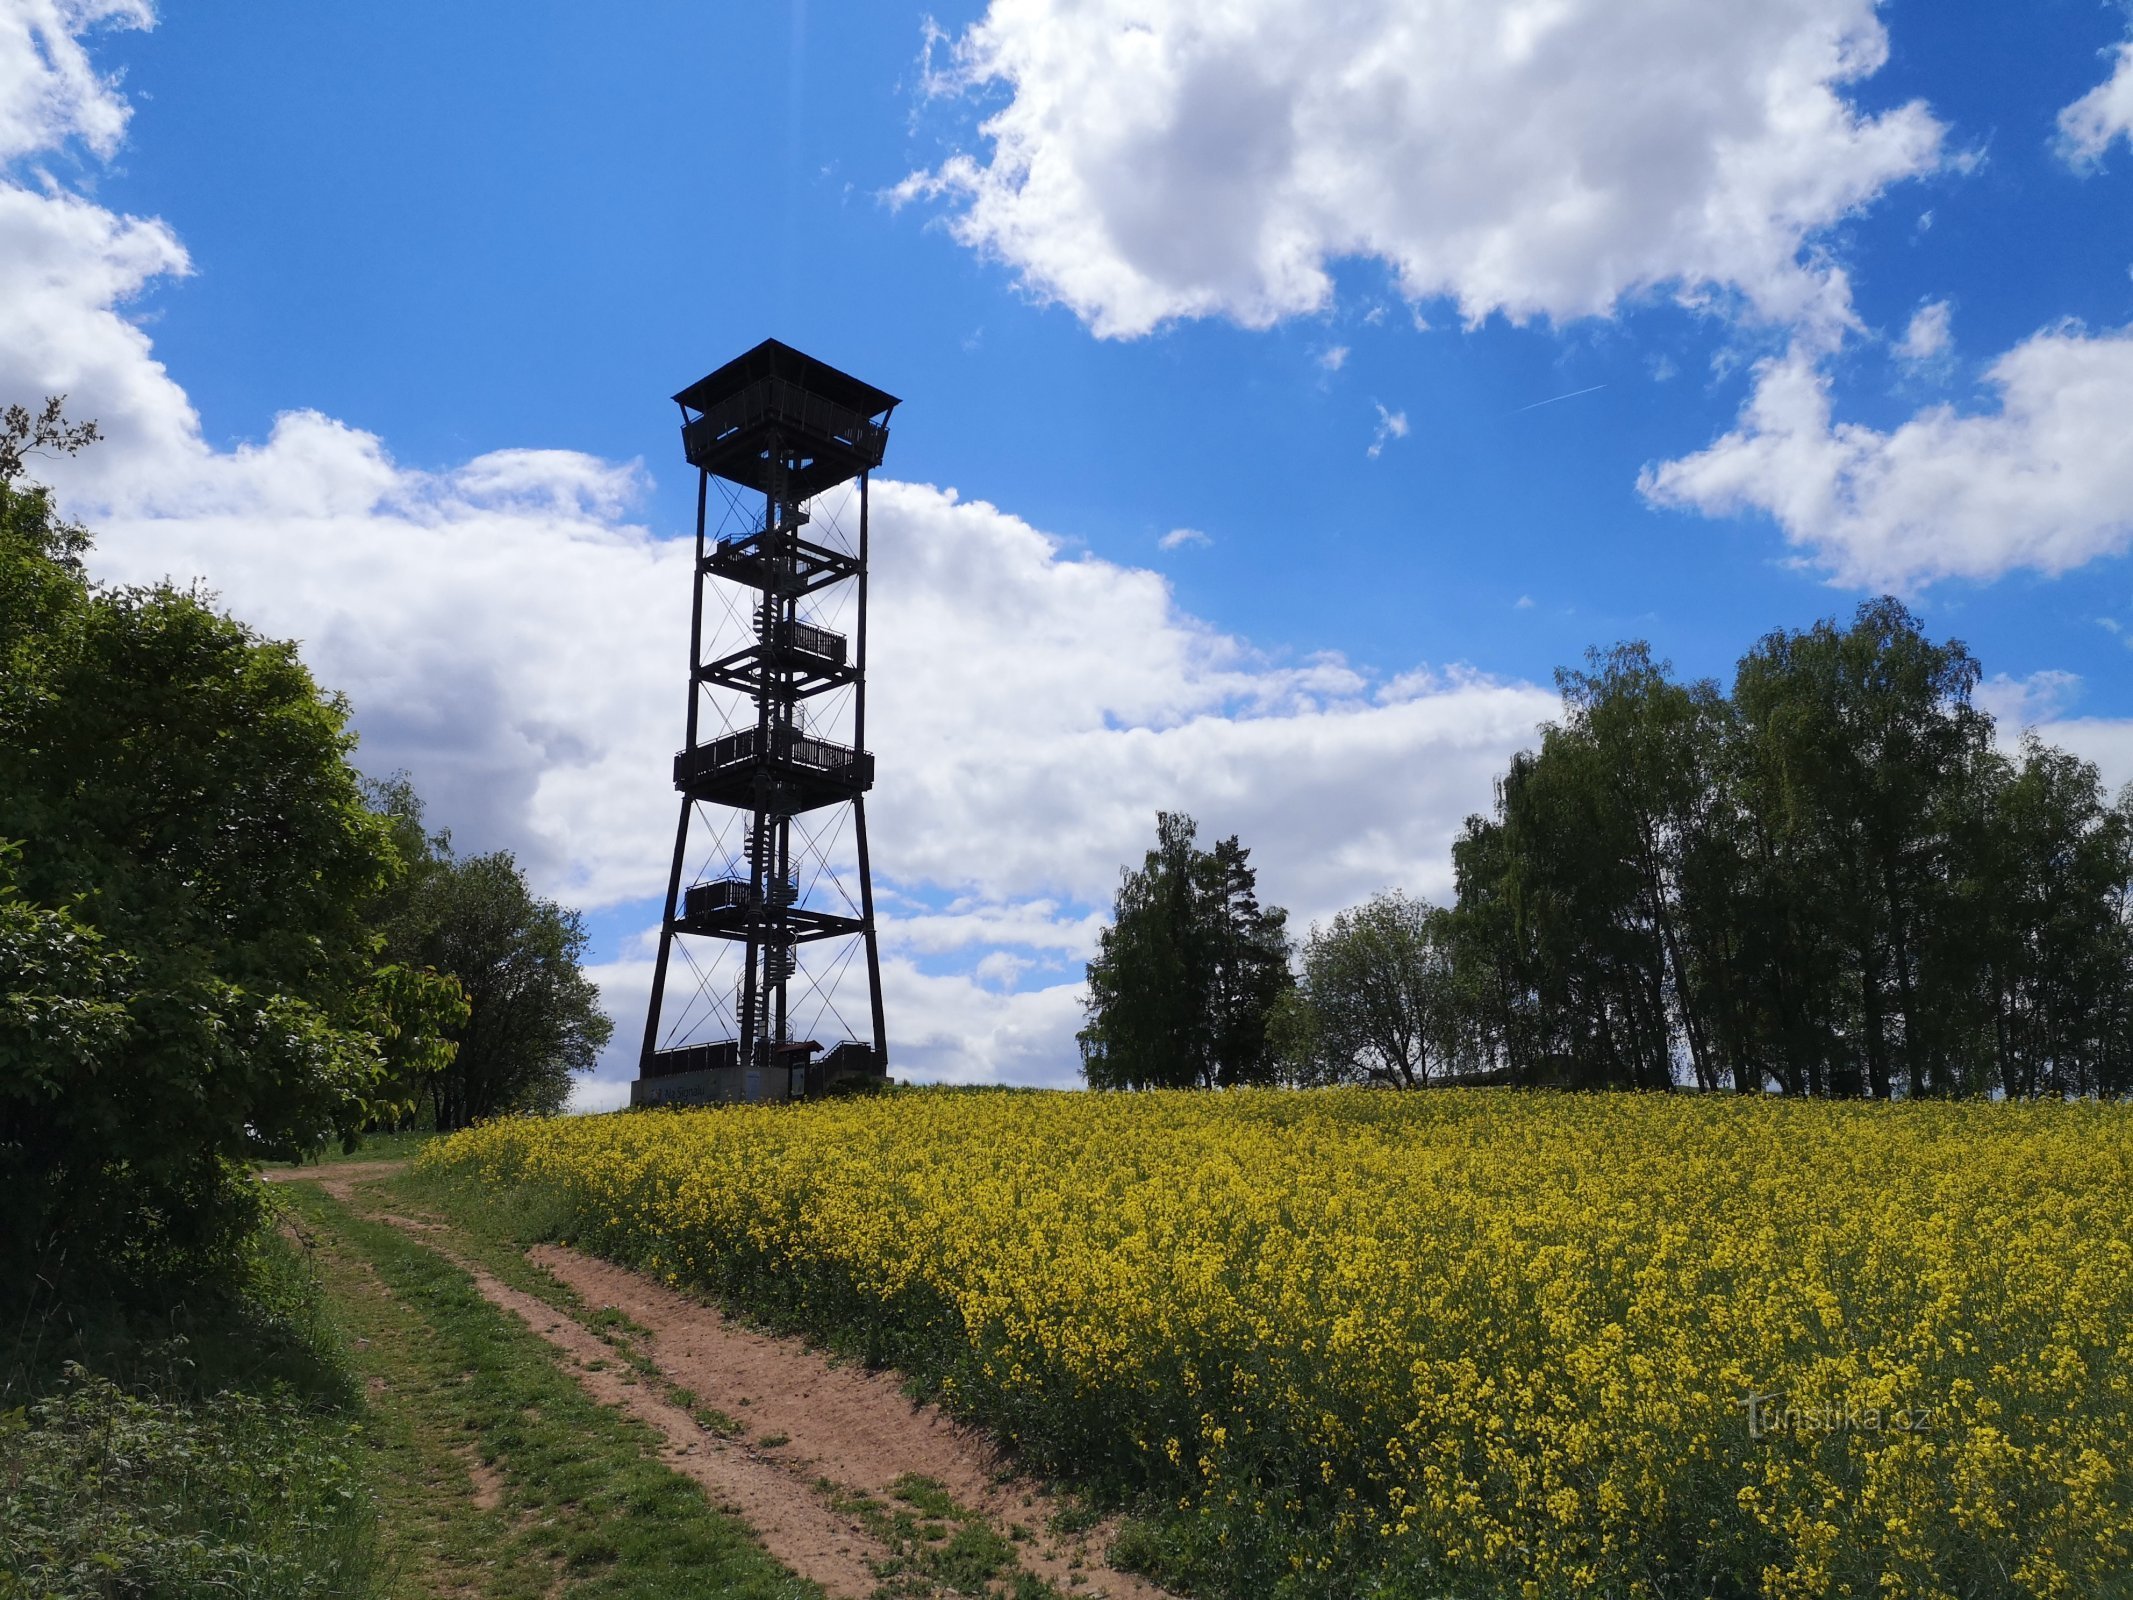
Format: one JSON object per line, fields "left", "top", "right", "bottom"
{"left": 673, "top": 339, "right": 899, "bottom": 421}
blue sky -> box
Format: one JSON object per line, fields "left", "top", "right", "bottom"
{"left": 7, "top": 0, "right": 2133, "bottom": 1099}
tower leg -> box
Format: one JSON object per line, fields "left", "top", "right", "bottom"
{"left": 639, "top": 797, "right": 691, "bottom": 1070}
{"left": 641, "top": 468, "right": 710, "bottom": 1080}
{"left": 854, "top": 795, "right": 888, "bottom": 1070}
{"left": 850, "top": 472, "right": 887, "bottom": 1070}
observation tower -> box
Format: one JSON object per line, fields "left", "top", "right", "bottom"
{"left": 631, "top": 340, "right": 896, "bottom": 1105}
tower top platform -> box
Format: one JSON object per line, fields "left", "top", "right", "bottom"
{"left": 674, "top": 339, "right": 900, "bottom": 499}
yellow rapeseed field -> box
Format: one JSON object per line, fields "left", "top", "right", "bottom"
{"left": 421, "top": 1090, "right": 2133, "bottom": 1599}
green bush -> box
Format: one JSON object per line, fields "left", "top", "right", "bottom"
{"left": 2, "top": 406, "right": 461, "bottom": 1298}
{"left": 1, "top": 1202, "right": 375, "bottom": 1600}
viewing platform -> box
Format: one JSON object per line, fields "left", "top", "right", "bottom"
{"left": 673, "top": 725, "right": 874, "bottom": 813}
{"left": 702, "top": 527, "right": 859, "bottom": 598}
{"left": 674, "top": 878, "right": 864, "bottom": 943}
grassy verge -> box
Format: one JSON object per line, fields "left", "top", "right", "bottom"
{"left": 272, "top": 1180, "right": 816, "bottom": 1600}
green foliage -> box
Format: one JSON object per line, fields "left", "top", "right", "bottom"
{"left": 0, "top": 398, "right": 100, "bottom": 488}
{"left": 1447, "top": 600, "right": 2133, "bottom": 1096}
{"left": 1282, "top": 890, "right": 1474, "bottom": 1086}
{"left": 348, "top": 963, "right": 472, "bottom": 1135}
{"left": 0, "top": 844, "right": 133, "bottom": 1098}
{"left": 408, "top": 850, "right": 610, "bottom": 1128}
{"left": 367, "top": 783, "right": 610, "bottom": 1129}
{"left": 1974, "top": 737, "right": 2133, "bottom": 1097}
{"left": 1080, "top": 812, "right": 1293, "bottom": 1089}
{"left": 1449, "top": 640, "right": 1729, "bottom": 1091}
{"left": 0, "top": 1217, "right": 374, "bottom": 1600}
{"left": 0, "top": 404, "right": 449, "bottom": 1291}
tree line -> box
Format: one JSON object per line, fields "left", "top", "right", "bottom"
{"left": 1, "top": 401, "right": 607, "bottom": 1295}
{"left": 1083, "top": 599, "right": 2133, "bottom": 1098}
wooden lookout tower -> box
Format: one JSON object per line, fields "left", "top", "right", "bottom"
{"left": 632, "top": 340, "right": 897, "bottom": 1106}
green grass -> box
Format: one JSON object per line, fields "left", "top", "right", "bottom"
{"left": 890, "top": 1474, "right": 959, "bottom": 1520}
{"left": 816, "top": 1475, "right": 1065, "bottom": 1600}
{"left": 1044, "top": 1498, "right": 1102, "bottom": 1538}
{"left": 0, "top": 1367, "right": 375, "bottom": 1600}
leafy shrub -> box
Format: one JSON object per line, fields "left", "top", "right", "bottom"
{"left": 2, "top": 410, "right": 461, "bottom": 1297}
{"left": 0, "top": 1364, "right": 374, "bottom": 1600}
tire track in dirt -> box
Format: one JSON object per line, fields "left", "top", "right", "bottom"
{"left": 531, "top": 1243, "right": 1172, "bottom": 1600}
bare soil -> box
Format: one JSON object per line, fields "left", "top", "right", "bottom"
{"left": 456, "top": 1445, "right": 506, "bottom": 1513}
{"left": 532, "top": 1243, "right": 1168, "bottom": 1598}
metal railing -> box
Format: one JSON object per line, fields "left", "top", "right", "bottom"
{"left": 683, "top": 877, "right": 798, "bottom": 919}
{"left": 643, "top": 1040, "right": 739, "bottom": 1078}
{"left": 780, "top": 619, "right": 845, "bottom": 662}
{"left": 674, "top": 726, "right": 869, "bottom": 786}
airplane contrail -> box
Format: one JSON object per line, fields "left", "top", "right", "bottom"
{"left": 1515, "top": 383, "right": 1608, "bottom": 413}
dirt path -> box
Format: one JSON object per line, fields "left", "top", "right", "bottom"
{"left": 268, "top": 1162, "right": 1169, "bottom": 1598}
{"left": 532, "top": 1243, "right": 1168, "bottom": 1599}
{"left": 261, "top": 1160, "right": 406, "bottom": 1206}
{"left": 450, "top": 1248, "right": 890, "bottom": 1596}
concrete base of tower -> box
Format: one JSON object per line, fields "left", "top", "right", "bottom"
{"left": 629, "top": 1041, "right": 887, "bottom": 1107}
{"left": 629, "top": 1062, "right": 785, "bottom": 1106}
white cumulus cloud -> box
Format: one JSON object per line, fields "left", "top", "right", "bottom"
{"left": 0, "top": 0, "right": 147, "bottom": 163}
{"left": 2058, "top": 36, "right": 2133, "bottom": 170}
{"left": 896, "top": 0, "right": 1947, "bottom": 338}
{"left": 2035, "top": 716, "right": 2133, "bottom": 799}
{"left": 1640, "top": 324, "right": 2133, "bottom": 588}
{"left": 1976, "top": 669, "right": 2083, "bottom": 732}
{"left": 1895, "top": 299, "right": 1952, "bottom": 365}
